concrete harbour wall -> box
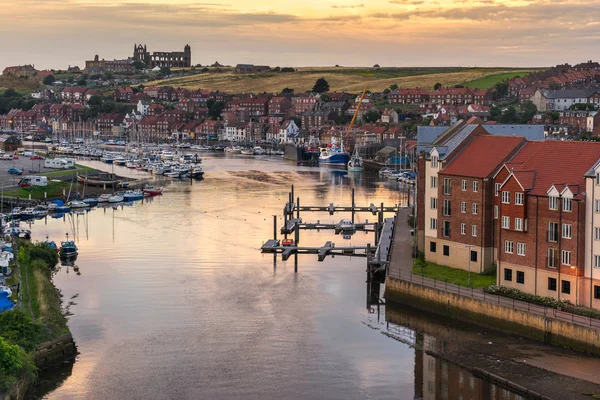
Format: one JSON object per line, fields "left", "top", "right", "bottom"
{"left": 385, "top": 276, "right": 600, "bottom": 354}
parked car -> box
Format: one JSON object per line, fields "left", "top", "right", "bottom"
{"left": 30, "top": 155, "right": 44, "bottom": 160}
{"left": 0, "top": 154, "right": 12, "bottom": 160}
{"left": 7, "top": 168, "right": 22, "bottom": 175}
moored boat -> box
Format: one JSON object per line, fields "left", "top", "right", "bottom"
{"left": 123, "top": 190, "right": 144, "bottom": 201}
{"left": 189, "top": 167, "right": 204, "bottom": 179}
{"left": 142, "top": 185, "right": 163, "bottom": 196}
{"left": 97, "top": 194, "right": 112, "bottom": 203}
{"left": 60, "top": 240, "right": 78, "bottom": 257}
{"left": 69, "top": 200, "right": 89, "bottom": 209}
{"left": 108, "top": 195, "right": 124, "bottom": 203}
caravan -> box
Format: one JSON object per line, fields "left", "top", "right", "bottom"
{"left": 18, "top": 176, "right": 48, "bottom": 187}
{"left": 44, "top": 158, "right": 73, "bottom": 169}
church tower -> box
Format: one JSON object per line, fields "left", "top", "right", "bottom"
{"left": 184, "top": 44, "right": 191, "bottom": 67}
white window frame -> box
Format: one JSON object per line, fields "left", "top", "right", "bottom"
{"left": 472, "top": 203, "right": 478, "bottom": 215}
{"left": 430, "top": 197, "right": 438, "bottom": 210}
{"left": 502, "top": 216, "right": 510, "bottom": 229}
{"left": 562, "top": 223, "right": 572, "bottom": 239}
{"left": 561, "top": 250, "right": 571, "bottom": 266}
{"left": 563, "top": 197, "right": 572, "bottom": 212}
{"left": 461, "top": 179, "right": 467, "bottom": 191}
{"left": 517, "top": 243, "right": 526, "bottom": 256}
{"left": 431, "top": 155, "right": 438, "bottom": 168}
{"left": 515, "top": 218, "right": 523, "bottom": 231}
{"left": 460, "top": 223, "right": 466, "bottom": 235}
{"left": 430, "top": 218, "right": 438, "bottom": 230}
{"left": 515, "top": 192, "right": 524, "bottom": 205}
{"left": 502, "top": 191, "right": 510, "bottom": 204}
{"left": 430, "top": 176, "right": 438, "bottom": 188}
{"left": 472, "top": 225, "right": 477, "bottom": 237}
{"left": 460, "top": 201, "right": 466, "bottom": 213}
{"left": 443, "top": 199, "right": 451, "bottom": 216}
{"left": 472, "top": 181, "right": 479, "bottom": 192}
{"left": 596, "top": 200, "right": 600, "bottom": 213}
{"left": 495, "top": 183, "right": 501, "bottom": 197}
{"left": 504, "top": 240, "right": 514, "bottom": 254}
{"left": 494, "top": 205, "right": 498, "bottom": 219}
{"left": 595, "top": 254, "right": 600, "bottom": 268}
{"left": 548, "top": 248, "right": 557, "bottom": 268}
{"left": 548, "top": 222, "right": 558, "bottom": 242}
{"left": 443, "top": 178, "right": 451, "bottom": 195}
{"left": 595, "top": 227, "right": 600, "bottom": 241}
{"left": 549, "top": 196, "right": 558, "bottom": 210}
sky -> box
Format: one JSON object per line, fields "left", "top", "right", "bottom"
{"left": 1, "top": 0, "right": 599, "bottom": 70}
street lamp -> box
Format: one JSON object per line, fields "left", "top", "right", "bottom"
{"left": 465, "top": 244, "right": 475, "bottom": 287}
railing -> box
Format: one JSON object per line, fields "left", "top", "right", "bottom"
{"left": 387, "top": 268, "right": 600, "bottom": 330}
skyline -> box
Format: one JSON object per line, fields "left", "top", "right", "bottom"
{"left": 1, "top": 0, "right": 599, "bottom": 70}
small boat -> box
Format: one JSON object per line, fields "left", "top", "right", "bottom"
{"left": 123, "top": 190, "right": 144, "bottom": 201}
{"left": 83, "top": 198, "right": 99, "bottom": 206}
{"left": 69, "top": 200, "right": 89, "bottom": 209}
{"left": 33, "top": 205, "right": 48, "bottom": 217}
{"left": 113, "top": 157, "right": 127, "bottom": 166}
{"left": 189, "top": 167, "right": 204, "bottom": 179}
{"left": 47, "top": 203, "right": 58, "bottom": 212}
{"left": 101, "top": 155, "right": 114, "bottom": 164}
{"left": 347, "top": 150, "right": 364, "bottom": 172}
{"left": 0, "top": 285, "right": 12, "bottom": 297}
{"left": 108, "top": 195, "right": 124, "bottom": 203}
{"left": 282, "top": 238, "right": 294, "bottom": 246}
{"left": 43, "top": 236, "right": 59, "bottom": 253}
{"left": 20, "top": 207, "right": 36, "bottom": 218}
{"left": 142, "top": 185, "right": 163, "bottom": 196}
{"left": 164, "top": 171, "right": 181, "bottom": 178}
{"left": 10, "top": 207, "right": 22, "bottom": 218}
{"left": 241, "top": 148, "right": 255, "bottom": 155}
{"left": 97, "top": 194, "right": 112, "bottom": 203}
{"left": 253, "top": 146, "right": 265, "bottom": 155}
{"left": 57, "top": 204, "right": 71, "bottom": 213}
{"left": 60, "top": 240, "right": 78, "bottom": 257}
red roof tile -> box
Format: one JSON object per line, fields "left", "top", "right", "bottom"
{"left": 441, "top": 135, "right": 526, "bottom": 178}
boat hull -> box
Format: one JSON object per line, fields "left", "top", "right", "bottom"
{"left": 319, "top": 153, "right": 350, "bottom": 166}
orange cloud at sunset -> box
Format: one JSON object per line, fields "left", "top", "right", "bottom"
{"left": 1, "top": 0, "right": 598, "bottom": 69}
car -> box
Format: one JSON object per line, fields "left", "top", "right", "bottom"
{"left": 0, "top": 154, "right": 12, "bottom": 160}
{"left": 30, "top": 155, "right": 44, "bottom": 160}
{"left": 7, "top": 168, "right": 22, "bottom": 175}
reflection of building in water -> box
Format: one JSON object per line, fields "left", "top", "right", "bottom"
{"left": 414, "top": 333, "right": 524, "bottom": 400}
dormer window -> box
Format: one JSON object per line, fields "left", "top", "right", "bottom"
{"left": 549, "top": 196, "right": 558, "bottom": 210}
{"left": 431, "top": 155, "right": 438, "bottom": 168}
{"left": 563, "top": 197, "right": 572, "bottom": 212}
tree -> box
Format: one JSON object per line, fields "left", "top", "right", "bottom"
{"left": 500, "top": 106, "right": 518, "bottom": 124}
{"left": 88, "top": 95, "right": 103, "bottom": 107}
{"left": 0, "top": 310, "right": 43, "bottom": 351}
{"left": 519, "top": 100, "right": 538, "bottom": 123}
{"left": 550, "top": 112, "right": 560, "bottom": 122}
{"left": 389, "top": 84, "right": 398, "bottom": 91}
{"left": 319, "top": 93, "right": 330, "bottom": 102}
{"left": 3, "top": 88, "right": 19, "bottom": 98}
{"left": 363, "top": 110, "right": 381, "bottom": 123}
{"left": 207, "top": 100, "right": 225, "bottom": 119}
{"left": 159, "top": 67, "right": 171, "bottom": 75}
{"left": 434, "top": 82, "right": 442, "bottom": 90}
{"left": 103, "top": 72, "right": 114, "bottom": 80}
{"left": 282, "top": 87, "right": 294, "bottom": 94}
{"left": 43, "top": 75, "right": 56, "bottom": 85}
{"left": 490, "top": 105, "right": 502, "bottom": 121}
{"left": 312, "top": 77, "right": 330, "bottom": 93}
{"left": 453, "top": 84, "right": 464, "bottom": 88}
{"left": 133, "top": 61, "right": 146, "bottom": 70}
{"left": 494, "top": 82, "right": 509, "bottom": 99}
{"left": 280, "top": 67, "right": 295, "bottom": 73}
{"left": 383, "top": 88, "right": 391, "bottom": 95}
{"left": 77, "top": 78, "right": 87, "bottom": 86}
{"left": 548, "top": 82, "right": 560, "bottom": 90}
{"left": 273, "top": 66, "right": 281, "bottom": 72}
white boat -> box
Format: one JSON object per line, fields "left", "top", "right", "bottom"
{"left": 241, "top": 148, "right": 255, "bottom": 155}
{"left": 21, "top": 207, "right": 36, "bottom": 218}
{"left": 70, "top": 200, "right": 89, "bottom": 209}
{"left": 347, "top": 150, "right": 364, "bottom": 172}
{"left": 253, "top": 146, "right": 265, "bottom": 155}
{"left": 10, "top": 207, "right": 22, "bottom": 217}
{"left": 98, "top": 194, "right": 112, "bottom": 203}
{"left": 0, "top": 285, "right": 12, "bottom": 297}
{"left": 33, "top": 205, "right": 48, "bottom": 217}
{"left": 108, "top": 195, "right": 124, "bottom": 203}
{"left": 47, "top": 203, "right": 58, "bottom": 212}
{"left": 230, "top": 146, "right": 242, "bottom": 154}
{"left": 164, "top": 171, "right": 181, "bottom": 178}
{"left": 113, "top": 157, "right": 127, "bottom": 166}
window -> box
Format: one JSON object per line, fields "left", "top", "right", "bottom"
{"left": 548, "top": 222, "right": 558, "bottom": 242}
{"left": 470, "top": 250, "right": 477, "bottom": 262}
{"left": 461, "top": 179, "right": 467, "bottom": 191}
{"left": 430, "top": 176, "right": 438, "bottom": 188}
{"left": 495, "top": 183, "right": 501, "bottom": 196}
{"left": 443, "top": 245, "right": 450, "bottom": 256}
{"left": 562, "top": 224, "right": 572, "bottom": 239}
{"left": 563, "top": 197, "right": 572, "bottom": 212}
{"left": 494, "top": 205, "right": 498, "bottom": 219}
{"left": 443, "top": 199, "right": 451, "bottom": 216}
{"left": 430, "top": 241, "right": 437, "bottom": 253}
{"left": 549, "top": 196, "right": 558, "bottom": 210}
{"left": 516, "top": 271, "right": 525, "bottom": 284}
{"left": 472, "top": 203, "right": 478, "bottom": 215}
{"left": 473, "top": 181, "right": 479, "bottom": 192}
{"left": 548, "top": 277, "right": 557, "bottom": 291}
{"left": 443, "top": 178, "right": 451, "bottom": 195}
{"left": 502, "top": 216, "right": 510, "bottom": 229}
{"left": 595, "top": 228, "right": 600, "bottom": 241}
{"left": 431, "top": 155, "right": 438, "bottom": 168}
{"left": 594, "top": 255, "right": 600, "bottom": 268}
{"left": 548, "top": 248, "right": 557, "bottom": 268}
{"left": 443, "top": 221, "right": 451, "bottom": 237}
{"left": 430, "top": 197, "right": 438, "bottom": 209}
{"left": 596, "top": 173, "right": 600, "bottom": 185}
{"left": 502, "top": 191, "right": 510, "bottom": 204}
{"left": 472, "top": 225, "right": 478, "bottom": 237}
{"left": 460, "top": 223, "right": 466, "bottom": 235}
{"left": 517, "top": 243, "right": 526, "bottom": 256}
{"left": 504, "top": 240, "right": 514, "bottom": 254}
{"left": 430, "top": 218, "right": 438, "bottom": 230}
{"left": 561, "top": 250, "right": 571, "bottom": 266}
{"left": 461, "top": 202, "right": 466, "bottom": 213}
{"left": 504, "top": 268, "right": 513, "bottom": 282}
{"left": 595, "top": 286, "right": 600, "bottom": 300}
{"left": 596, "top": 200, "right": 600, "bottom": 213}
{"left": 515, "top": 218, "right": 523, "bottom": 231}
{"left": 562, "top": 280, "right": 571, "bottom": 294}
{"left": 515, "top": 192, "right": 524, "bottom": 205}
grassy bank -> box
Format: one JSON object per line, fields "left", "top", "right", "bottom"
{"left": 4, "top": 181, "right": 71, "bottom": 200}
{"left": 412, "top": 261, "right": 496, "bottom": 288}
{"left": 463, "top": 71, "right": 539, "bottom": 89}
{"left": 41, "top": 164, "right": 94, "bottom": 178}
{"left": 0, "top": 242, "right": 69, "bottom": 394}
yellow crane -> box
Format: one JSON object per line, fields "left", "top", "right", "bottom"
{"left": 346, "top": 88, "right": 368, "bottom": 172}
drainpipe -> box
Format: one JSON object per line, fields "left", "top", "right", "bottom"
{"left": 498, "top": 200, "right": 502, "bottom": 287}
{"left": 558, "top": 194, "right": 563, "bottom": 301}
{"left": 576, "top": 198, "right": 580, "bottom": 306}
{"left": 591, "top": 184, "right": 595, "bottom": 309}
{"left": 481, "top": 178, "right": 485, "bottom": 273}
{"left": 535, "top": 196, "right": 539, "bottom": 296}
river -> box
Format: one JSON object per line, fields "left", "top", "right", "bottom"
{"left": 25, "top": 154, "right": 526, "bottom": 399}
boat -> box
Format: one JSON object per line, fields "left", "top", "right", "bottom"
{"left": 101, "top": 155, "right": 114, "bottom": 164}
{"left": 47, "top": 203, "right": 58, "bottom": 212}
{"left": 33, "top": 205, "right": 48, "bottom": 217}
{"left": 57, "top": 204, "right": 71, "bottom": 213}
{"left": 253, "top": 146, "right": 265, "bottom": 155}
{"left": 189, "top": 167, "right": 204, "bottom": 179}
{"left": 282, "top": 238, "right": 294, "bottom": 246}
{"left": 10, "top": 207, "right": 22, "bottom": 218}
{"left": 241, "top": 148, "right": 255, "bottom": 155}
{"left": 123, "top": 190, "right": 144, "bottom": 201}
{"left": 164, "top": 171, "right": 181, "bottom": 178}
{"left": 108, "top": 195, "right": 124, "bottom": 203}
{"left": 43, "top": 236, "right": 59, "bottom": 253}
{"left": 20, "top": 208, "right": 36, "bottom": 218}
{"left": 142, "top": 185, "right": 163, "bottom": 196}
{"left": 0, "top": 285, "right": 12, "bottom": 297}
{"left": 113, "top": 157, "right": 127, "bottom": 166}
{"left": 69, "top": 200, "right": 89, "bottom": 209}
{"left": 77, "top": 174, "right": 121, "bottom": 187}
{"left": 347, "top": 151, "right": 364, "bottom": 172}
{"left": 60, "top": 240, "right": 78, "bottom": 257}
{"left": 319, "top": 146, "right": 350, "bottom": 167}
{"left": 83, "top": 197, "right": 99, "bottom": 206}
{"left": 97, "top": 194, "right": 112, "bottom": 203}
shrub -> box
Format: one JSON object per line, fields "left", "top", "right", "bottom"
{"left": 29, "top": 244, "right": 58, "bottom": 268}
{"left": 0, "top": 337, "right": 37, "bottom": 392}
{"left": 0, "top": 309, "right": 43, "bottom": 351}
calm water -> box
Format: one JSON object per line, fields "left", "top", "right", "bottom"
{"left": 25, "top": 154, "right": 521, "bottom": 399}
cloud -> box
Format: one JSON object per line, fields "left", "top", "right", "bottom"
{"left": 331, "top": 4, "right": 364, "bottom": 8}
{"left": 389, "top": 0, "right": 425, "bottom": 5}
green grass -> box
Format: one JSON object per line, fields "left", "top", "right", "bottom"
{"left": 4, "top": 181, "right": 70, "bottom": 199}
{"left": 40, "top": 163, "right": 94, "bottom": 178}
{"left": 463, "top": 70, "right": 540, "bottom": 89}
{"left": 412, "top": 262, "right": 496, "bottom": 288}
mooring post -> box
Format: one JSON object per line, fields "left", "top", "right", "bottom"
{"left": 291, "top": 185, "right": 294, "bottom": 207}
{"left": 273, "top": 215, "right": 277, "bottom": 240}
{"left": 294, "top": 253, "right": 298, "bottom": 273}
{"left": 351, "top": 188, "right": 355, "bottom": 224}
{"left": 296, "top": 197, "right": 300, "bottom": 219}
{"left": 295, "top": 221, "right": 300, "bottom": 247}
{"left": 379, "top": 202, "right": 384, "bottom": 226}
{"left": 375, "top": 222, "right": 379, "bottom": 246}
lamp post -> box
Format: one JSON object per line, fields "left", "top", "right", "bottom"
{"left": 465, "top": 244, "right": 475, "bottom": 287}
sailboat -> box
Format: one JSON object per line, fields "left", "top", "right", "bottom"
{"left": 346, "top": 88, "right": 367, "bottom": 172}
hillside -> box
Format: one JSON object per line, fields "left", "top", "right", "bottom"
{"left": 146, "top": 67, "right": 540, "bottom": 94}
{"left": 0, "top": 75, "right": 40, "bottom": 94}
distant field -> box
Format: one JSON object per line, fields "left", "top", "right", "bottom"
{"left": 463, "top": 71, "right": 539, "bottom": 89}
{"left": 0, "top": 75, "right": 40, "bottom": 94}
{"left": 146, "top": 67, "right": 540, "bottom": 94}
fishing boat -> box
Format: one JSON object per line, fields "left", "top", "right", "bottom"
{"left": 123, "top": 190, "right": 144, "bottom": 201}
{"left": 108, "top": 195, "right": 124, "bottom": 203}
{"left": 43, "top": 236, "right": 59, "bottom": 253}
{"left": 189, "top": 167, "right": 204, "bottom": 179}
{"left": 142, "top": 185, "right": 163, "bottom": 196}
{"left": 97, "top": 194, "right": 112, "bottom": 203}
{"left": 347, "top": 150, "right": 364, "bottom": 172}
{"left": 60, "top": 240, "right": 78, "bottom": 257}
{"left": 319, "top": 146, "right": 350, "bottom": 167}
{"left": 69, "top": 200, "right": 89, "bottom": 209}
{"left": 101, "top": 155, "right": 115, "bottom": 164}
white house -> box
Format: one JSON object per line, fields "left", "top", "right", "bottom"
{"left": 531, "top": 89, "right": 591, "bottom": 112}
{"left": 278, "top": 120, "right": 299, "bottom": 142}
{"left": 137, "top": 100, "right": 151, "bottom": 116}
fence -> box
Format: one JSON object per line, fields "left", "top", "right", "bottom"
{"left": 387, "top": 268, "right": 600, "bottom": 330}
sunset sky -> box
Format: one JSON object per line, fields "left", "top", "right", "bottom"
{"left": 1, "top": 0, "right": 598, "bottom": 69}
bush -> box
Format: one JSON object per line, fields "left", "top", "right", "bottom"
{"left": 0, "top": 337, "right": 37, "bottom": 392}
{"left": 0, "top": 309, "right": 43, "bottom": 351}
{"left": 481, "top": 262, "right": 497, "bottom": 276}
{"left": 29, "top": 244, "right": 58, "bottom": 268}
